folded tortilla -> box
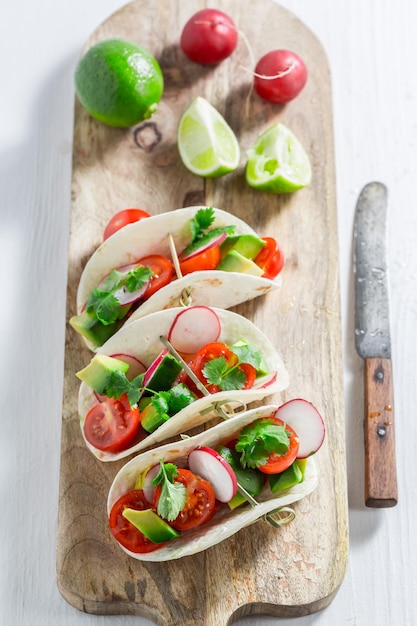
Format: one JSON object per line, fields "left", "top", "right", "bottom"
{"left": 75, "top": 206, "right": 281, "bottom": 350}
{"left": 107, "top": 404, "right": 318, "bottom": 561}
{"left": 79, "top": 306, "right": 289, "bottom": 462}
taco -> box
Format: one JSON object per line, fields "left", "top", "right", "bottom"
{"left": 77, "top": 305, "right": 289, "bottom": 462}
{"left": 70, "top": 206, "right": 284, "bottom": 350}
{"left": 107, "top": 400, "right": 325, "bottom": 561}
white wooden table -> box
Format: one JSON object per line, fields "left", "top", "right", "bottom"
{"left": 1, "top": 1, "right": 415, "bottom": 625}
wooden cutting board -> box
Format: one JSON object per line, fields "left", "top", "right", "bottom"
{"left": 56, "top": 0, "right": 348, "bottom": 622}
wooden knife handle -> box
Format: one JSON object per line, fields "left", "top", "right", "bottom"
{"left": 364, "top": 357, "right": 398, "bottom": 507}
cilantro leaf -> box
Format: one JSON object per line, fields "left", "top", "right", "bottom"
{"left": 86, "top": 264, "right": 154, "bottom": 325}
{"left": 190, "top": 207, "right": 216, "bottom": 240}
{"left": 125, "top": 266, "right": 153, "bottom": 292}
{"left": 159, "top": 383, "right": 197, "bottom": 414}
{"left": 86, "top": 289, "right": 122, "bottom": 325}
{"left": 187, "top": 207, "right": 235, "bottom": 246}
{"left": 100, "top": 269, "right": 125, "bottom": 292}
{"left": 105, "top": 370, "right": 144, "bottom": 406}
{"left": 149, "top": 393, "right": 169, "bottom": 415}
{"left": 153, "top": 462, "right": 187, "bottom": 522}
{"left": 235, "top": 418, "right": 290, "bottom": 469}
{"left": 203, "top": 356, "right": 247, "bottom": 391}
{"left": 230, "top": 341, "right": 263, "bottom": 371}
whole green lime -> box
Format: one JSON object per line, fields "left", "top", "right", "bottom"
{"left": 75, "top": 38, "right": 164, "bottom": 128}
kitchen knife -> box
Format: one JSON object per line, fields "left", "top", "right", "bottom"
{"left": 353, "top": 182, "right": 398, "bottom": 508}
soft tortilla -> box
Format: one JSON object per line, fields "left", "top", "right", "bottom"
{"left": 79, "top": 307, "right": 289, "bottom": 461}
{"left": 107, "top": 404, "right": 318, "bottom": 561}
{"left": 76, "top": 207, "right": 281, "bottom": 349}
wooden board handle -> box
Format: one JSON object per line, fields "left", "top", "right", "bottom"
{"left": 364, "top": 357, "right": 398, "bottom": 507}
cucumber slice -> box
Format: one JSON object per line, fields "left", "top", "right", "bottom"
{"left": 268, "top": 460, "right": 304, "bottom": 493}
{"left": 217, "top": 445, "right": 263, "bottom": 498}
{"left": 144, "top": 353, "right": 182, "bottom": 393}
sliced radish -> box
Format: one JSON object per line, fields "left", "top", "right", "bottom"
{"left": 180, "top": 231, "right": 228, "bottom": 262}
{"left": 99, "top": 262, "right": 150, "bottom": 306}
{"left": 110, "top": 353, "right": 146, "bottom": 380}
{"left": 252, "top": 371, "right": 278, "bottom": 389}
{"left": 142, "top": 350, "right": 168, "bottom": 387}
{"left": 143, "top": 464, "right": 160, "bottom": 504}
{"left": 275, "top": 399, "right": 325, "bottom": 458}
{"left": 167, "top": 306, "right": 221, "bottom": 354}
{"left": 188, "top": 446, "right": 238, "bottom": 503}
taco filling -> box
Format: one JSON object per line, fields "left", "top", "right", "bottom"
{"left": 107, "top": 401, "right": 325, "bottom": 560}
{"left": 70, "top": 207, "right": 284, "bottom": 349}
{"left": 77, "top": 306, "right": 289, "bottom": 461}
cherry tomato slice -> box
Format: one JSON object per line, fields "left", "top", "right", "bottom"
{"left": 179, "top": 342, "right": 256, "bottom": 395}
{"left": 138, "top": 255, "right": 174, "bottom": 299}
{"left": 153, "top": 468, "right": 217, "bottom": 531}
{"left": 258, "top": 417, "right": 300, "bottom": 474}
{"left": 103, "top": 209, "right": 151, "bottom": 240}
{"left": 254, "top": 237, "right": 284, "bottom": 279}
{"left": 109, "top": 490, "right": 163, "bottom": 553}
{"left": 84, "top": 394, "right": 140, "bottom": 453}
{"left": 179, "top": 245, "right": 221, "bottom": 276}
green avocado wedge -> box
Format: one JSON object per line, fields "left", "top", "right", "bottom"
{"left": 220, "top": 233, "right": 266, "bottom": 260}
{"left": 122, "top": 508, "right": 180, "bottom": 543}
{"left": 76, "top": 354, "right": 129, "bottom": 394}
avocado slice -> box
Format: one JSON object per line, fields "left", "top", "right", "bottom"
{"left": 70, "top": 310, "right": 121, "bottom": 348}
{"left": 76, "top": 354, "right": 129, "bottom": 394}
{"left": 268, "top": 460, "right": 305, "bottom": 493}
{"left": 220, "top": 234, "right": 266, "bottom": 260}
{"left": 217, "top": 250, "right": 264, "bottom": 276}
{"left": 122, "top": 508, "right": 180, "bottom": 543}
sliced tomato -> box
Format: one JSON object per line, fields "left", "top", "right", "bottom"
{"left": 109, "top": 490, "right": 163, "bottom": 553}
{"left": 181, "top": 342, "right": 237, "bottom": 395}
{"left": 258, "top": 418, "right": 300, "bottom": 475}
{"left": 238, "top": 362, "right": 257, "bottom": 389}
{"left": 138, "top": 255, "right": 174, "bottom": 299}
{"left": 153, "top": 468, "right": 217, "bottom": 531}
{"left": 84, "top": 394, "right": 140, "bottom": 453}
{"left": 179, "top": 245, "right": 221, "bottom": 276}
{"left": 103, "top": 208, "right": 151, "bottom": 240}
{"left": 254, "top": 237, "right": 284, "bottom": 279}
{"left": 179, "top": 342, "right": 256, "bottom": 395}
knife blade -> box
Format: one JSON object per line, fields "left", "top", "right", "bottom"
{"left": 353, "top": 182, "right": 398, "bottom": 508}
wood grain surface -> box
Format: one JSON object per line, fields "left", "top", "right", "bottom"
{"left": 56, "top": 0, "right": 348, "bottom": 622}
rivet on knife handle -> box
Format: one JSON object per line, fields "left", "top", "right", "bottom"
{"left": 364, "top": 357, "right": 397, "bottom": 507}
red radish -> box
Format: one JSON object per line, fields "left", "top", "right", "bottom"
{"left": 180, "top": 231, "right": 228, "bottom": 262}
{"left": 110, "top": 353, "right": 146, "bottom": 380}
{"left": 143, "top": 464, "right": 160, "bottom": 503}
{"left": 188, "top": 446, "right": 238, "bottom": 502}
{"left": 180, "top": 8, "right": 238, "bottom": 65}
{"left": 252, "top": 371, "right": 278, "bottom": 389}
{"left": 275, "top": 399, "right": 325, "bottom": 458}
{"left": 167, "top": 306, "right": 221, "bottom": 354}
{"left": 99, "top": 262, "right": 150, "bottom": 306}
{"left": 254, "top": 49, "right": 307, "bottom": 103}
{"left": 142, "top": 350, "right": 168, "bottom": 387}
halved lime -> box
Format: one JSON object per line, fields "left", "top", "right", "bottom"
{"left": 245, "top": 122, "right": 312, "bottom": 193}
{"left": 177, "top": 97, "right": 240, "bottom": 178}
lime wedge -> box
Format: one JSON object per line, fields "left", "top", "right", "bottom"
{"left": 177, "top": 97, "right": 240, "bottom": 178}
{"left": 245, "top": 122, "right": 312, "bottom": 193}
